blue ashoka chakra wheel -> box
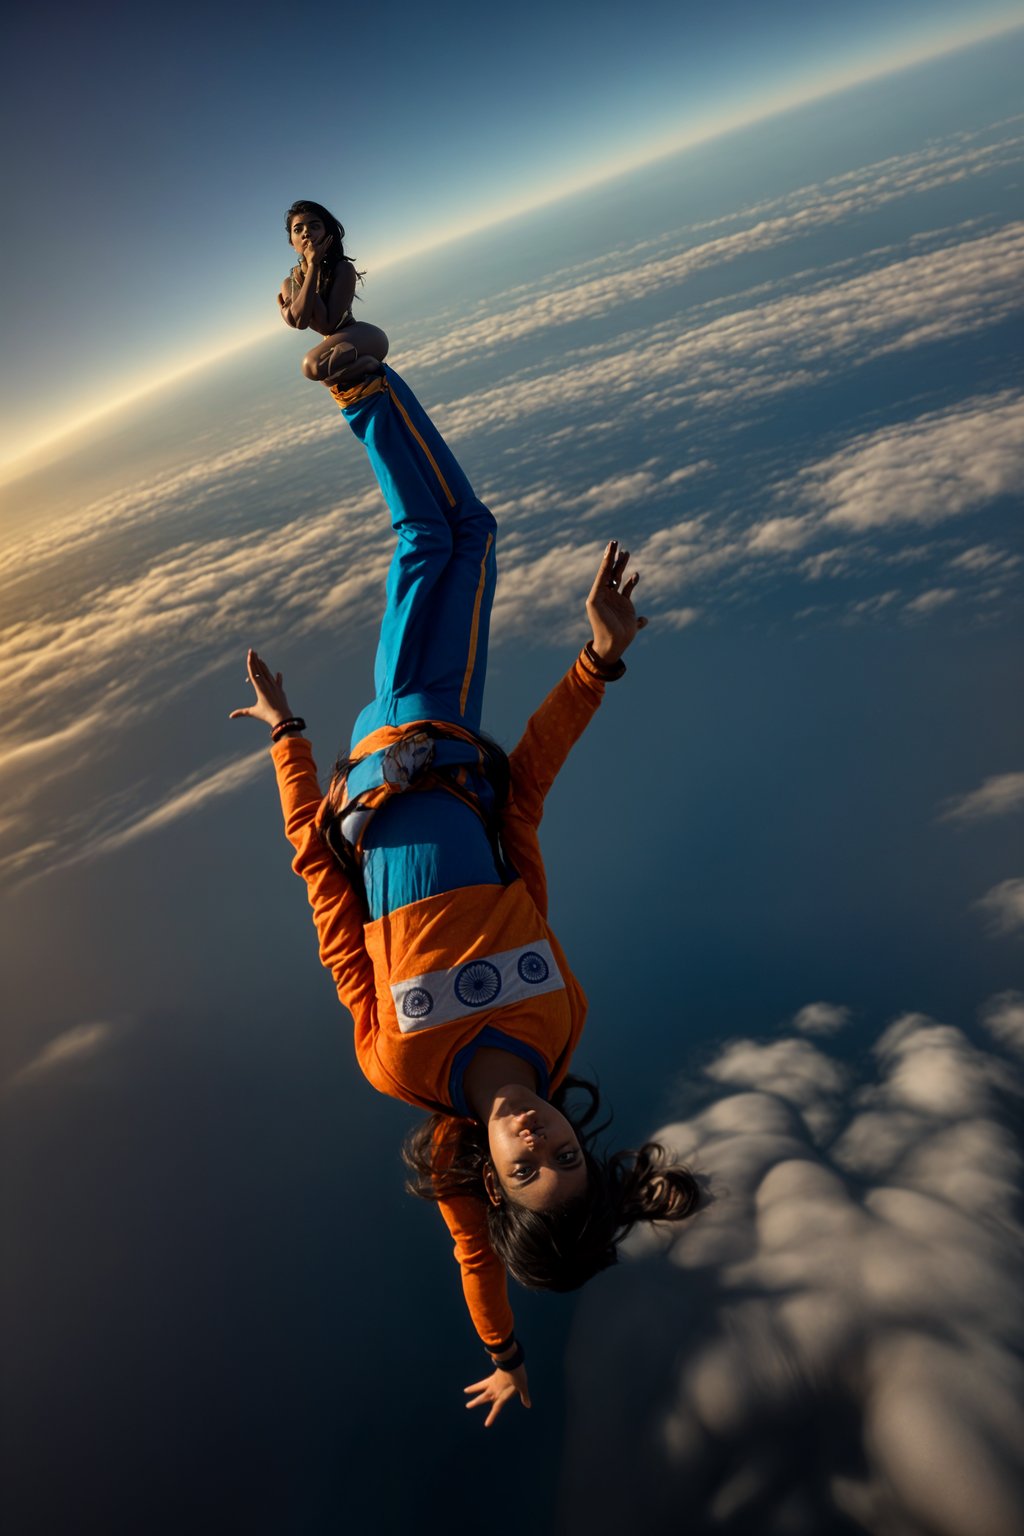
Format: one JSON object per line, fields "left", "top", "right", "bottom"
{"left": 401, "top": 987, "right": 434, "bottom": 1020}
{"left": 517, "top": 951, "right": 549, "bottom": 985}
{"left": 454, "top": 961, "right": 502, "bottom": 1008}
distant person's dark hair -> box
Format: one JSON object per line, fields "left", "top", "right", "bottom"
{"left": 284, "top": 199, "right": 364, "bottom": 295}
{"left": 402, "top": 1076, "right": 700, "bottom": 1292}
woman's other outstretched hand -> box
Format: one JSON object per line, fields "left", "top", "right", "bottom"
{"left": 228, "top": 648, "right": 295, "bottom": 731}
{"left": 586, "top": 539, "right": 649, "bottom": 665}
{"left": 464, "top": 1362, "right": 532, "bottom": 1428}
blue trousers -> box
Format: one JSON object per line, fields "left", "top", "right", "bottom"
{"left": 344, "top": 368, "right": 498, "bottom": 749}
{"left": 340, "top": 368, "right": 502, "bottom": 917}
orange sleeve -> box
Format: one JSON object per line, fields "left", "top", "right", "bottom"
{"left": 436, "top": 1194, "right": 516, "bottom": 1350}
{"left": 431, "top": 1120, "right": 515, "bottom": 1349}
{"left": 502, "top": 653, "right": 605, "bottom": 916}
{"left": 270, "top": 736, "right": 385, "bottom": 1089}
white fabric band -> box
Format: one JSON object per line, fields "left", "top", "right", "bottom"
{"left": 392, "top": 939, "right": 564, "bottom": 1033}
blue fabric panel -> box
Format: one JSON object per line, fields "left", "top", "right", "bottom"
{"left": 361, "top": 790, "right": 502, "bottom": 919}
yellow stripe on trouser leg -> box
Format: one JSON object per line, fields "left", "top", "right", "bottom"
{"left": 390, "top": 390, "right": 457, "bottom": 508}
{"left": 460, "top": 532, "right": 494, "bottom": 716}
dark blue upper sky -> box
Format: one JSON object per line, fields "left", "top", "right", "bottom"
{"left": 1, "top": 0, "right": 1018, "bottom": 467}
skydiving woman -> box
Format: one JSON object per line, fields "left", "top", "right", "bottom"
{"left": 230, "top": 366, "right": 698, "bottom": 1425}
{"left": 278, "top": 199, "right": 390, "bottom": 389}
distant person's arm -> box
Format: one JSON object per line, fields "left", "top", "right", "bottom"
{"left": 277, "top": 232, "right": 333, "bottom": 331}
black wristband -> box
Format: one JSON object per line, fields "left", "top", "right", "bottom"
{"left": 581, "top": 643, "right": 626, "bottom": 681}
{"left": 490, "top": 1340, "right": 525, "bottom": 1373}
{"left": 270, "top": 716, "right": 306, "bottom": 743}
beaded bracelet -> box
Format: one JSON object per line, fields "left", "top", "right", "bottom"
{"left": 581, "top": 642, "right": 626, "bottom": 681}
{"left": 270, "top": 716, "right": 306, "bottom": 743}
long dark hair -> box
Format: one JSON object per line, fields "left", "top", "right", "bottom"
{"left": 284, "top": 199, "right": 364, "bottom": 297}
{"left": 402, "top": 1076, "right": 700, "bottom": 1292}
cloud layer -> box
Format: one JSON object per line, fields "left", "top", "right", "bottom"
{"left": 1, "top": 120, "right": 1021, "bottom": 881}
{"left": 560, "top": 1007, "right": 1024, "bottom": 1535}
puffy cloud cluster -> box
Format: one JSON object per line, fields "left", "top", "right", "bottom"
{"left": 980, "top": 992, "right": 1024, "bottom": 1056}
{"left": 793, "top": 1001, "right": 852, "bottom": 1036}
{"left": 976, "top": 878, "right": 1024, "bottom": 936}
{"left": 560, "top": 1008, "right": 1024, "bottom": 1535}
{"left": 786, "top": 391, "right": 1024, "bottom": 535}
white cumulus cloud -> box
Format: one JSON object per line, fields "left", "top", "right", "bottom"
{"left": 792, "top": 391, "right": 1024, "bottom": 534}
{"left": 792, "top": 1001, "right": 851, "bottom": 1036}
{"left": 560, "top": 1012, "right": 1024, "bottom": 1535}
{"left": 981, "top": 991, "right": 1024, "bottom": 1056}
{"left": 976, "top": 878, "right": 1024, "bottom": 936}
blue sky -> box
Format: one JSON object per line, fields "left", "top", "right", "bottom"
{"left": 1, "top": 0, "right": 1020, "bottom": 471}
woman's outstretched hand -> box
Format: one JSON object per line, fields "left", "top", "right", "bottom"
{"left": 464, "top": 1363, "right": 532, "bottom": 1428}
{"left": 228, "top": 648, "right": 295, "bottom": 731}
{"left": 586, "top": 539, "right": 649, "bottom": 665}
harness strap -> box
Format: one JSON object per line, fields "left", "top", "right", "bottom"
{"left": 344, "top": 735, "right": 486, "bottom": 801}
{"left": 319, "top": 722, "right": 515, "bottom": 912}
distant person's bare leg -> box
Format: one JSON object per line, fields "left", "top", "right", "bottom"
{"left": 301, "top": 323, "right": 390, "bottom": 385}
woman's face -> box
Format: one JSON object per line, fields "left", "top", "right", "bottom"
{"left": 485, "top": 1088, "right": 588, "bottom": 1211}
{"left": 290, "top": 211, "right": 326, "bottom": 258}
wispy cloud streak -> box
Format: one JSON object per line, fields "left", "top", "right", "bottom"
{"left": 940, "top": 772, "right": 1024, "bottom": 823}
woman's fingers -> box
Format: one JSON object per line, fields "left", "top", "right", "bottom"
{"left": 484, "top": 1389, "right": 513, "bottom": 1428}
{"left": 463, "top": 1371, "right": 527, "bottom": 1426}
{"left": 228, "top": 707, "right": 252, "bottom": 720}
{"left": 589, "top": 540, "right": 638, "bottom": 600}
{"left": 247, "top": 650, "right": 282, "bottom": 695}
{"left": 588, "top": 539, "right": 619, "bottom": 599}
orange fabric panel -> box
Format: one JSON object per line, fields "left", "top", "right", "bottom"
{"left": 270, "top": 652, "right": 608, "bottom": 1343}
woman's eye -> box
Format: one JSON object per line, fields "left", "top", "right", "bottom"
{"left": 558, "top": 1150, "right": 580, "bottom": 1166}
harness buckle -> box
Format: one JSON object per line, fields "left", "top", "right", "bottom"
{"left": 380, "top": 730, "right": 435, "bottom": 789}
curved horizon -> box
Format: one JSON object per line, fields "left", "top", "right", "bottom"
{"left": 1, "top": 11, "right": 1020, "bottom": 487}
